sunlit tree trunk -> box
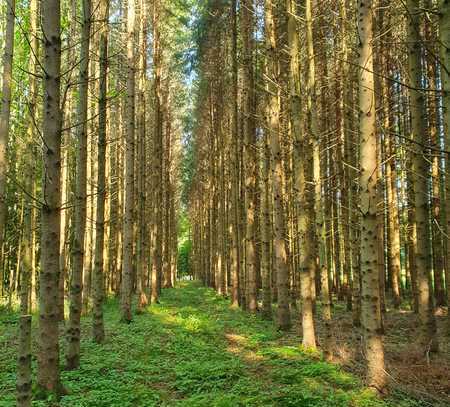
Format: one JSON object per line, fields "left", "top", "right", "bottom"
{"left": 357, "top": 0, "right": 386, "bottom": 392}
{"left": 265, "top": 0, "right": 291, "bottom": 331}
{"left": 406, "top": 0, "right": 438, "bottom": 352}
{"left": 66, "top": 0, "right": 92, "bottom": 370}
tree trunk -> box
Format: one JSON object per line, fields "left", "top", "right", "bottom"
{"left": 406, "top": 0, "right": 438, "bottom": 352}
{"left": 37, "top": 0, "right": 63, "bottom": 394}
{"left": 66, "top": 0, "right": 92, "bottom": 370}
{"left": 438, "top": 0, "right": 450, "bottom": 331}
{"left": 357, "top": 0, "right": 386, "bottom": 392}
{"left": 265, "top": 0, "right": 291, "bottom": 331}
{"left": 0, "top": 0, "right": 15, "bottom": 269}
{"left": 92, "top": 0, "right": 109, "bottom": 342}
{"left": 16, "top": 315, "right": 32, "bottom": 407}
{"left": 121, "top": 0, "right": 136, "bottom": 322}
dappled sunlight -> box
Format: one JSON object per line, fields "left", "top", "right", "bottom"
{"left": 1, "top": 281, "right": 430, "bottom": 406}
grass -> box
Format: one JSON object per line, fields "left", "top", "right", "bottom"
{"left": 0, "top": 282, "right": 435, "bottom": 406}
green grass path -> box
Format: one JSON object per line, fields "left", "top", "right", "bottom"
{"left": 0, "top": 282, "right": 422, "bottom": 406}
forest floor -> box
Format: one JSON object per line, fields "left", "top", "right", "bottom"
{"left": 0, "top": 281, "right": 447, "bottom": 406}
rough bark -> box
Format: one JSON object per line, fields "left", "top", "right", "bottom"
{"left": 438, "top": 0, "right": 450, "bottom": 331}
{"left": 358, "top": 0, "right": 386, "bottom": 392}
{"left": 16, "top": 315, "right": 32, "bottom": 407}
{"left": 265, "top": 0, "right": 291, "bottom": 331}
{"left": 406, "top": 0, "right": 438, "bottom": 352}
{"left": 0, "top": 0, "right": 15, "bottom": 268}
{"left": 37, "top": 0, "right": 63, "bottom": 393}
{"left": 92, "top": 0, "right": 110, "bottom": 342}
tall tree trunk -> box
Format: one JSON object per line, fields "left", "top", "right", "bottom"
{"left": 121, "top": 0, "right": 136, "bottom": 322}
{"left": 298, "top": 0, "right": 318, "bottom": 349}
{"left": 137, "top": 0, "right": 149, "bottom": 311}
{"left": 0, "top": 0, "right": 16, "bottom": 269}
{"left": 357, "top": 0, "right": 386, "bottom": 392}
{"left": 406, "top": 0, "right": 438, "bottom": 352}
{"left": 438, "top": 0, "right": 450, "bottom": 331}
{"left": 151, "top": 0, "right": 163, "bottom": 304}
{"left": 66, "top": 0, "right": 92, "bottom": 370}
{"left": 265, "top": 0, "right": 291, "bottom": 331}
{"left": 37, "top": 0, "right": 63, "bottom": 394}
{"left": 92, "top": 0, "right": 110, "bottom": 342}
{"left": 260, "top": 131, "right": 272, "bottom": 319}
{"left": 230, "top": 0, "right": 240, "bottom": 308}
{"left": 241, "top": 0, "right": 257, "bottom": 312}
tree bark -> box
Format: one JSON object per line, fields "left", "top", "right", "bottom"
{"left": 0, "top": 0, "right": 16, "bottom": 270}
{"left": 37, "top": 0, "right": 63, "bottom": 394}
{"left": 265, "top": 0, "right": 291, "bottom": 331}
{"left": 66, "top": 0, "right": 92, "bottom": 369}
{"left": 357, "top": 0, "right": 386, "bottom": 392}
{"left": 121, "top": 0, "right": 136, "bottom": 322}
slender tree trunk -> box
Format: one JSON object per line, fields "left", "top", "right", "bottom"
{"left": 121, "top": 0, "right": 136, "bottom": 322}
{"left": 298, "top": 0, "right": 318, "bottom": 349}
{"left": 16, "top": 315, "right": 32, "bottom": 407}
{"left": 0, "top": 0, "right": 15, "bottom": 269}
{"left": 151, "top": 0, "right": 163, "bottom": 304}
{"left": 92, "top": 0, "right": 110, "bottom": 343}
{"left": 260, "top": 118, "right": 272, "bottom": 320}
{"left": 37, "top": 0, "right": 63, "bottom": 394}
{"left": 438, "top": 0, "right": 450, "bottom": 331}
{"left": 66, "top": 0, "right": 92, "bottom": 370}
{"left": 357, "top": 0, "right": 386, "bottom": 392}
{"left": 137, "top": 0, "right": 149, "bottom": 311}
{"left": 406, "top": 0, "right": 438, "bottom": 352}
{"left": 241, "top": 0, "right": 258, "bottom": 312}
{"left": 265, "top": 0, "right": 291, "bottom": 331}
{"left": 230, "top": 0, "right": 240, "bottom": 308}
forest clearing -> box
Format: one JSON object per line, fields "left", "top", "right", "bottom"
{"left": 1, "top": 0, "right": 450, "bottom": 405}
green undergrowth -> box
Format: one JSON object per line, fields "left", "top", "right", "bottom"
{"left": 0, "top": 282, "right": 436, "bottom": 406}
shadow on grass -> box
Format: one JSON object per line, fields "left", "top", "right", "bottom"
{"left": 0, "top": 282, "right": 434, "bottom": 406}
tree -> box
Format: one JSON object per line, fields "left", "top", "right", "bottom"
{"left": 265, "top": 0, "right": 291, "bottom": 331}
{"left": 92, "top": 0, "right": 110, "bottom": 342}
{"left": 121, "top": 0, "right": 136, "bottom": 322}
{"left": 0, "top": 0, "right": 16, "bottom": 266}
{"left": 357, "top": 0, "right": 386, "bottom": 392}
{"left": 241, "top": 0, "right": 258, "bottom": 312}
{"left": 37, "top": 0, "right": 63, "bottom": 394}
{"left": 438, "top": 0, "right": 450, "bottom": 332}
{"left": 406, "top": 0, "right": 438, "bottom": 352}
{"left": 67, "top": 0, "right": 92, "bottom": 370}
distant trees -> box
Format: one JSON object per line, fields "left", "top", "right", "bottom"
{"left": 189, "top": 0, "right": 450, "bottom": 394}
{"left": 0, "top": 0, "right": 186, "bottom": 399}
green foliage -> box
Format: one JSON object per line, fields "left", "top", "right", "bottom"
{"left": 177, "top": 240, "right": 191, "bottom": 277}
{"left": 177, "top": 210, "right": 192, "bottom": 277}
{"left": 0, "top": 283, "right": 438, "bottom": 407}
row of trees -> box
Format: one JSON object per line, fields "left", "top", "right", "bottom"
{"left": 188, "top": 0, "right": 450, "bottom": 393}
{"left": 0, "top": 0, "right": 191, "bottom": 402}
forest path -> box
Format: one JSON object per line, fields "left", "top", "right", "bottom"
{"left": 1, "top": 282, "right": 395, "bottom": 406}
